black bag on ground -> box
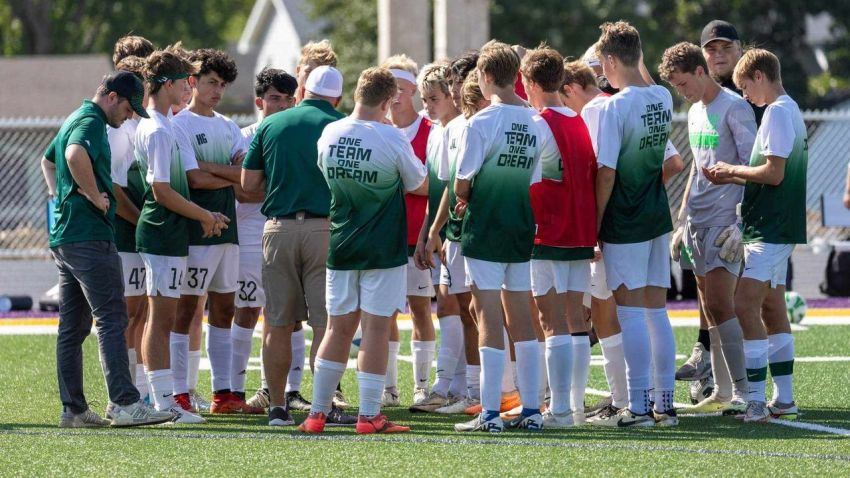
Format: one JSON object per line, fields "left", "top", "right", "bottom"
{"left": 820, "top": 246, "right": 850, "bottom": 296}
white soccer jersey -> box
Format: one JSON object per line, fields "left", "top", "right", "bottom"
{"left": 173, "top": 110, "right": 245, "bottom": 172}
{"left": 109, "top": 118, "right": 139, "bottom": 187}
{"left": 237, "top": 122, "right": 264, "bottom": 248}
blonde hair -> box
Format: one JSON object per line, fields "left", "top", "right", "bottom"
{"left": 562, "top": 60, "right": 597, "bottom": 90}
{"left": 418, "top": 61, "right": 451, "bottom": 96}
{"left": 382, "top": 54, "right": 419, "bottom": 77}
{"left": 461, "top": 70, "right": 486, "bottom": 118}
{"left": 733, "top": 48, "right": 781, "bottom": 87}
{"left": 354, "top": 67, "right": 397, "bottom": 107}
{"left": 477, "top": 40, "right": 519, "bottom": 88}
{"left": 113, "top": 35, "right": 154, "bottom": 67}
{"left": 299, "top": 40, "right": 338, "bottom": 68}
{"left": 115, "top": 55, "right": 146, "bottom": 81}
{"left": 144, "top": 46, "right": 200, "bottom": 95}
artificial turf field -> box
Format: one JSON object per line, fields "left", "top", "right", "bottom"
{"left": 1, "top": 322, "right": 848, "bottom": 476}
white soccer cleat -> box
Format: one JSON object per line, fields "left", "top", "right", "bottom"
{"left": 505, "top": 412, "right": 544, "bottom": 431}
{"left": 435, "top": 397, "right": 479, "bottom": 414}
{"left": 676, "top": 342, "right": 712, "bottom": 381}
{"left": 767, "top": 400, "right": 798, "bottom": 420}
{"left": 169, "top": 406, "right": 206, "bottom": 424}
{"left": 588, "top": 408, "right": 654, "bottom": 428}
{"left": 454, "top": 413, "right": 503, "bottom": 433}
{"left": 110, "top": 401, "right": 173, "bottom": 427}
{"left": 653, "top": 409, "right": 679, "bottom": 427}
{"left": 381, "top": 389, "right": 400, "bottom": 407}
{"left": 541, "top": 409, "right": 575, "bottom": 429}
{"left": 409, "top": 391, "right": 448, "bottom": 413}
{"left": 742, "top": 400, "right": 770, "bottom": 423}
{"left": 246, "top": 388, "right": 270, "bottom": 409}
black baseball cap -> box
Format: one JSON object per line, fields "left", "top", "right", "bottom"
{"left": 701, "top": 20, "right": 740, "bottom": 48}
{"left": 103, "top": 70, "right": 149, "bottom": 118}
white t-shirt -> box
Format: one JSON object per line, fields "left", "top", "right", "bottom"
{"left": 758, "top": 95, "right": 800, "bottom": 158}
{"left": 109, "top": 118, "right": 139, "bottom": 187}
{"left": 237, "top": 122, "right": 264, "bottom": 248}
{"left": 399, "top": 114, "right": 426, "bottom": 142}
{"left": 437, "top": 115, "right": 467, "bottom": 181}
{"left": 135, "top": 110, "right": 181, "bottom": 185}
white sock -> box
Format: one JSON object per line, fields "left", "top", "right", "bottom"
{"left": 646, "top": 307, "right": 676, "bottom": 412}
{"left": 744, "top": 339, "right": 770, "bottom": 403}
{"left": 187, "top": 350, "right": 201, "bottom": 391}
{"left": 286, "top": 328, "right": 306, "bottom": 393}
{"left": 599, "top": 333, "right": 628, "bottom": 409}
{"left": 147, "top": 368, "right": 176, "bottom": 411}
{"left": 570, "top": 334, "right": 591, "bottom": 415}
{"left": 385, "top": 341, "right": 400, "bottom": 391}
{"left": 135, "top": 364, "right": 149, "bottom": 398}
{"left": 545, "top": 335, "right": 572, "bottom": 415}
{"left": 617, "top": 305, "right": 652, "bottom": 415}
{"left": 358, "top": 371, "right": 386, "bottom": 417}
{"left": 128, "top": 348, "right": 137, "bottom": 385}
{"left": 513, "top": 340, "right": 540, "bottom": 409}
{"left": 309, "top": 358, "right": 346, "bottom": 415}
{"left": 433, "top": 315, "right": 462, "bottom": 397}
{"left": 230, "top": 324, "right": 254, "bottom": 393}
{"left": 768, "top": 333, "right": 795, "bottom": 404}
{"left": 411, "top": 340, "right": 436, "bottom": 391}
{"left": 207, "top": 325, "right": 232, "bottom": 393}
{"left": 260, "top": 345, "right": 268, "bottom": 390}
{"left": 480, "top": 347, "right": 506, "bottom": 413}
{"left": 448, "top": 349, "right": 467, "bottom": 397}
{"left": 169, "top": 332, "right": 189, "bottom": 396}
{"left": 466, "top": 364, "right": 481, "bottom": 400}
{"left": 537, "top": 341, "right": 548, "bottom": 404}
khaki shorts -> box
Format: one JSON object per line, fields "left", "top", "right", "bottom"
{"left": 262, "top": 216, "right": 329, "bottom": 328}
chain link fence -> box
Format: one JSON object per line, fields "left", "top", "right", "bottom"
{"left": 0, "top": 111, "right": 848, "bottom": 259}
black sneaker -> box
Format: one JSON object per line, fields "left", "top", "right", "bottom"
{"left": 268, "top": 406, "right": 294, "bottom": 426}
{"left": 286, "top": 391, "right": 312, "bottom": 411}
{"left": 325, "top": 405, "right": 357, "bottom": 426}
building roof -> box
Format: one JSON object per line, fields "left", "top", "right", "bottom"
{"left": 0, "top": 55, "right": 112, "bottom": 117}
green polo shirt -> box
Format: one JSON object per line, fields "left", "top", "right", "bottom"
{"left": 45, "top": 100, "right": 116, "bottom": 248}
{"left": 243, "top": 99, "right": 345, "bottom": 218}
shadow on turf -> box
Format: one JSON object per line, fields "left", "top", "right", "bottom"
{"left": 4, "top": 407, "right": 848, "bottom": 440}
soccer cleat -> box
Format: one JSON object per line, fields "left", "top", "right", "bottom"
{"left": 676, "top": 342, "right": 712, "bottom": 381}
{"left": 588, "top": 408, "right": 654, "bottom": 427}
{"left": 505, "top": 412, "right": 544, "bottom": 431}
{"left": 653, "top": 409, "right": 679, "bottom": 427}
{"left": 542, "top": 409, "right": 574, "bottom": 429}
{"left": 679, "top": 394, "right": 731, "bottom": 414}
{"left": 285, "top": 390, "right": 312, "bottom": 411}
{"left": 572, "top": 411, "right": 587, "bottom": 426}
{"left": 333, "top": 389, "right": 351, "bottom": 409}
{"left": 326, "top": 405, "right": 358, "bottom": 426}
{"left": 246, "top": 388, "right": 270, "bottom": 409}
{"left": 454, "top": 413, "right": 504, "bottom": 433}
{"left": 355, "top": 414, "right": 410, "bottom": 434}
{"left": 169, "top": 406, "right": 206, "bottom": 424}
{"left": 587, "top": 404, "right": 622, "bottom": 424}
{"left": 189, "top": 391, "right": 210, "bottom": 413}
{"left": 268, "top": 407, "right": 294, "bottom": 426}
{"left": 767, "top": 400, "right": 798, "bottom": 420}
{"left": 724, "top": 396, "right": 748, "bottom": 416}
{"left": 409, "top": 391, "right": 448, "bottom": 413}
{"left": 742, "top": 400, "right": 770, "bottom": 423}
{"left": 59, "top": 408, "right": 110, "bottom": 428}
{"left": 298, "top": 411, "right": 327, "bottom": 433}
{"left": 500, "top": 390, "right": 522, "bottom": 412}
{"left": 210, "top": 392, "right": 265, "bottom": 414}
{"left": 109, "top": 401, "right": 173, "bottom": 427}
{"left": 436, "top": 397, "right": 480, "bottom": 415}
{"left": 174, "top": 393, "right": 194, "bottom": 412}
{"left": 411, "top": 387, "right": 429, "bottom": 406}
{"left": 464, "top": 402, "right": 482, "bottom": 415}
{"left": 585, "top": 394, "right": 613, "bottom": 415}
{"left": 381, "top": 389, "right": 400, "bottom": 407}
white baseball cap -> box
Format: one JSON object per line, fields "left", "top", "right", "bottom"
{"left": 305, "top": 65, "right": 343, "bottom": 97}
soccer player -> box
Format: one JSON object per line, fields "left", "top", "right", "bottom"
{"left": 704, "top": 49, "right": 806, "bottom": 422}
{"left": 410, "top": 61, "right": 468, "bottom": 412}
{"left": 299, "top": 67, "right": 428, "bottom": 434}
{"left": 521, "top": 46, "right": 598, "bottom": 428}
{"left": 232, "top": 68, "right": 301, "bottom": 410}
{"left": 590, "top": 22, "right": 678, "bottom": 427}
{"left": 659, "top": 42, "right": 757, "bottom": 414}
{"left": 243, "top": 66, "right": 356, "bottom": 426}
{"left": 135, "top": 47, "right": 227, "bottom": 423}
{"left": 170, "top": 49, "right": 261, "bottom": 415}
{"left": 41, "top": 70, "right": 172, "bottom": 427}
{"left": 109, "top": 54, "right": 153, "bottom": 404}
{"left": 452, "top": 40, "right": 543, "bottom": 433}
{"left": 381, "top": 54, "right": 436, "bottom": 407}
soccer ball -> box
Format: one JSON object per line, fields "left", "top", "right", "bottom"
{"left": 349, "top": 327, "right": 362, "bottom": 359}
{"left": 689, "top": 374, "right": 715, "bottom": 404}
{"left": 784, "top": 291, "right": 807, "bottom": 324}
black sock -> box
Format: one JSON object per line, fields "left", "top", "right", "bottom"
{"left": 697, "top": 329, "right": 710, "bottom": 349}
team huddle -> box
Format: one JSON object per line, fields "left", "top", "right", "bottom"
{"left": 44, "top": 18, "right": 807, "bottom": 433}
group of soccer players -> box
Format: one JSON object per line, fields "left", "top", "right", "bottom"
{"left": 51, "top": 16, "right": 807, "bottom": 432}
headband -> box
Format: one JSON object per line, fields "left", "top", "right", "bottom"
{"left": 150, "top": 72, "right": 189, "bottom": 84}
{"left": 390, "top": 68, "right": 417, "bottom": 85}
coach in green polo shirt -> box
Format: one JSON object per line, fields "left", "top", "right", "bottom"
{"left": 242, "top": 65, "right": 349, "bottom": 426}
{"left": 40, "top": 71, "right": 172, "bottom": 428}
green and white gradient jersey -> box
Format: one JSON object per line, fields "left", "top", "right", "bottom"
{"left": 687, "top": 88, "right": 757, "bottom": 228}
{"left": 437, "top": 115, "right": 466, "bottom": 243}
{"left": 174, "top": 110, "right": 245, "bottom": 246}
{"left": 109, "top": 118, "right": 145, "bottom": 253}
{"left": 742, "top": 95, "right": 808, "bottom": 244}
{"left": 426, "top": 122, "right": 447, "bottom": 235}
{"left": 456, "top": 104, "right": 542, "bottom": 263}
{"left": 596, "top": 85, "right": 674, "bottom": 244}
{"left": 134, "top": 109, "right": 192, "bottom": 257}
{"left": 318, "top": 117, "right": 428, "bottom": 271}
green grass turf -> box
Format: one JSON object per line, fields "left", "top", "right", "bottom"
{"left": 1, "top": 324, "right": 849, "bottom": 476}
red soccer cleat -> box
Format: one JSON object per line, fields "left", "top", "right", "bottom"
{"left": 210, "top": 392, "right": 265, "bottom": 414}
{"left": 174, "top": 393, "right": 194, "bottom": 412}
{"left": 355, "top": 414, "right": 410, "bottom": 434}
{"left": 298, "top": 411, "right": 327, "bottom": 434}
